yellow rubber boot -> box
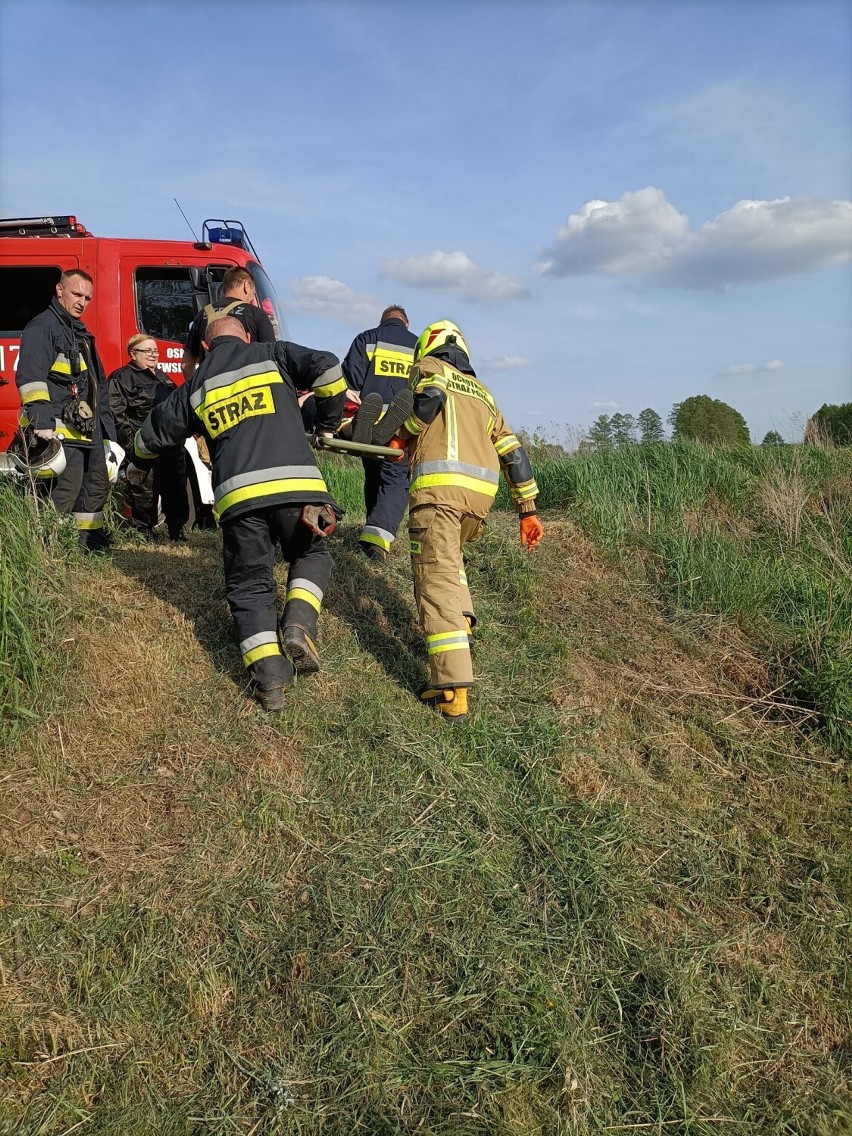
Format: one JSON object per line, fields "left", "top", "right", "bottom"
{"left": 421, "top": 686, "right": 469, "bottom": 721}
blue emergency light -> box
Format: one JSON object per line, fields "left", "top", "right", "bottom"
{"left": 202, "top": 219, "right": 261, "bottom": 261}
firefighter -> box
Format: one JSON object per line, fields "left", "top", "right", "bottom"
{"left": 108, "top": 335, "right": 189, "bottom": 541}
{"left": 342, "top": 305, "right": 418, "bottom": 562}
{"left": 389, "top": 320, "right": 544, "bottom": 721}
{"left": 126, "top": 316, "right": 347, "bottom": 712}
{"left": 15, "top": 268, "right": 116, "bottom": 551}
{"left": 182, "top": 266, "right": 276, "bottom": 380}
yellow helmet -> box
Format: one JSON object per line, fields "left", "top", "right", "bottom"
{"left": 413, "top": 320, "right": 470, "bottom": 364}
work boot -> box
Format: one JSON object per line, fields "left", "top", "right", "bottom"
{"left": 358, "top": 540, "right": 388, "bottom": 564}
{"left": 255, "top": 684, "right": 287, "bottom": 712}
{"left": 420, "top": 686, "right": 469, "bottom": 721}
{"left": 351, "top": 392, "right": 384, "bottom": 444}
{"left": 281, "top": 624, "right": 321, "bottom": 675}
{"left": 168, "top": 527, "right": 187, "bottom": 543}
{"left": 372, "top": 387, "right": 414, "bottom": 446}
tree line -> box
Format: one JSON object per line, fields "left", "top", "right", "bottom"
{"left": 584, "top": 396, "right": 852, "bottom": 450}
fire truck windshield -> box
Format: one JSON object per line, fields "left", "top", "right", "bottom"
{"left": 249, "top": 262, "right": 288, "bottom": 340}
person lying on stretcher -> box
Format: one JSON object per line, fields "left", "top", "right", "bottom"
{"left": 298, "top": 386, "right": 413, "bottom": 450}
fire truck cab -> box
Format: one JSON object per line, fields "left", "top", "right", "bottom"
{"left": 0, "top": 214, "right": 287, "bottom": 516}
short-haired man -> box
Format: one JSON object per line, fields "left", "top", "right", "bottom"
{"left": 342, "top": 305, "right": 417, "bottom": 562}
{"left": 182, "top": 266, "right": 276, "bottom": 380}
{"left": 15, "top": 269, "right": 116, "bottom": 551}
{"left": 128, "top": 316, "right": 347, "bottom": 712}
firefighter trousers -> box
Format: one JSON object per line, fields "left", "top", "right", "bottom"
{"left": 123, "top": 446, "right": 188, "bottom": 533}
{"left": 43, "top": 442, "right": 110, "bottom": 550}
{"left": 360, "top": 452, "right": 409, "bottom": 553}
{"left": 409, "top": 502, "right": 485, "bottom": 689}
{"left": 221, "top": 504, "right": 334, "bottom": 689}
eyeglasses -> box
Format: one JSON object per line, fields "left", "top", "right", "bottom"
{"left": 133, "top": 348, "right": 159, "bottom": 355}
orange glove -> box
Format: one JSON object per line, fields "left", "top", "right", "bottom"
{"left": 519, "top": 513, "right": 544, "bottom": 550}
{"left": 386, "top": 435, "right": 406, "bottom": 461}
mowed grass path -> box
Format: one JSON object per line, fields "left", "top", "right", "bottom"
{"left": 1, "top": 509, "right": 850, "bottom": 1134}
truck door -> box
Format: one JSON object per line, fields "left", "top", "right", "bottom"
{"left": 121, "top": 259, "right": 236, "bottom": 382}
{"left": 0, "top": 254, "right": 79, "bottom": 449}
{"left": 122, "top": 259, "right": 198, "bottom": 382}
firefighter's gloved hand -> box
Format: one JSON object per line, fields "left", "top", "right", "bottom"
{"left": 125, "top": 463, "right": 146, "bottom": 487}
{"left": 519, "top": 513, "right": 543, "bottom": 551}
{"left": 386, "top": 436, "right": 406, "bottom": 461}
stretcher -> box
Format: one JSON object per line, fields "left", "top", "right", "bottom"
{"left": 311, "top": 435, "right": 399, "bottom": 459}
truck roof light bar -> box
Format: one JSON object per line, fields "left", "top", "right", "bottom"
{"left": 202, "top": 219, "right": 261, "bottom": 262}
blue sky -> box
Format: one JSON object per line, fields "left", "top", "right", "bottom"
{"left": 2, "top": 0, "right": 850, "bottom": 443}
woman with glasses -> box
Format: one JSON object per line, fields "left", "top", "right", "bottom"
{"left": 108, "top": 334, "right": 189, "bottom": 541}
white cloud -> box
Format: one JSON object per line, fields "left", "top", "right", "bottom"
{"left": 383, "top": 250, "right": 528, "bottom": 303}
{"left": 538, "top": 188, "right": 852, "bottom": 289}
{"left": 590, "top": 400, "right": 619, "bottom": 410}
{"left": 287, "top": 276, "right": 379, "bottom": 325}
{"left": 719, "top": 360, "right": 786, "bottom": 377}
{"left": 482, "top": 355, "right": 530, "bottom": 371}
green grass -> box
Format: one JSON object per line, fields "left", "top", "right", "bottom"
{"left": 516, "top": 442, "right": 852, "bottom": 751}
{"left": 0, "top": 479, "right": 78, "bottom": 747}
{"left": 0, "top": 451, "right": 850, "bottom": 1134}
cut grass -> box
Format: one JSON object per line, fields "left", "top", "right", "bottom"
{"left": 1, "top": 489, "right": 849, "bottom": 1133}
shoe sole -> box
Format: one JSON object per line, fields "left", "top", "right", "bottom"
{"left": 372, "top": 388, "right": 414, "bottom": 446}
{"left": 283, "top": 631, "right": 321, "bottom": 675}
{"left": 351, "top": 393, "right": 384, "bottom": 445}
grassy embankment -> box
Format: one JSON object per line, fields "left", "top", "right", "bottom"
{"left": 0, "top": 443, "right": 849, "bottom": 1135}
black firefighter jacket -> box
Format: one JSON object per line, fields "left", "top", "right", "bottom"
{"left": 109, "top": 363, "right": 179, "bottom": 452}
{"left": 133, "top": 336, "right": 345, "bottom": 523}
{"left": 16, "top": 298, "right": 115, "bottom": 444}
{"left": 342, "top": 316, "right": 417, "bottom": 405}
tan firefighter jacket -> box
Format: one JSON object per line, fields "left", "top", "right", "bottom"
{"left": 402, "top": 355, "right": 538, "bottom": 517}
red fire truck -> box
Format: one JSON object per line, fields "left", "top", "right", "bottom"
{"left": 0, "top": 214, "right": 288, "bottom": 512}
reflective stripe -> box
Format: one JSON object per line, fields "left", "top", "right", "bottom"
{"left": 373, "top": 341, "right": 415, "bottom": 359}
{"left": 411, "top": 472, "right": 499, "bottom": 498}
{"left": 511, "top": 479, "right": 539, "bottom": 501}
{"left": 426, "top": 630, "right": 470, "bottom": 654}
{"left": 313, "top": 376, "right": 346, "bottom": 398}
{"left": 73, "top": 511, "right": 104, "bottom": 530}
{"left": 240, "top": 631, "right": 279, "bottom": 656}
{"left": 403, "top": 413, "right": 423, "bottom": 435}
{"left": 286, "top": 587, "right": 321, "bottom": 612}
{"left": 412, "top": 460, "right": 499, "bottom": 484}
{"left": 240, "top": 632, "right": 283, "bottom": 667}
{"left": 361, "top": 525, "right": 394, "bottom": 551}
{"left": 134, "top": 429, "right": 158, "bottom": 459}
{"left": 288, "top": 577, "right": 324, "bottom": 603}
{"left": 495, "top": 434, "right": 520, "bottom": 456}
{"left": 18, "top": 381, "right": 50, "bottom": 404}
{"left": 243, "top": 643, "right": 284, "bottom": 666}
{"left": 459, "top": 567, "right": 468, "bottom": 587}
{"left": 52, "top": 352, "right": 87, "bottom": 375}
{"left": 217, "top": 475, "right": 328, "bottom": 517}
{"left": 446, "top": 393, "right": 458, "bottom": 463}
{"left": 56, "top": 420, "right": 93, "bottom": 443}
{"left": 190, "top": 360, "right": 282, "bottom": 410}
{"left": 215, "top": 464, "right": 326, "bottom": 504}
{"left": 413, "top": 373, "right": 447, "bottom": 394}
{"left": 312, "top": 364, "right": 346, "bottom": 397}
